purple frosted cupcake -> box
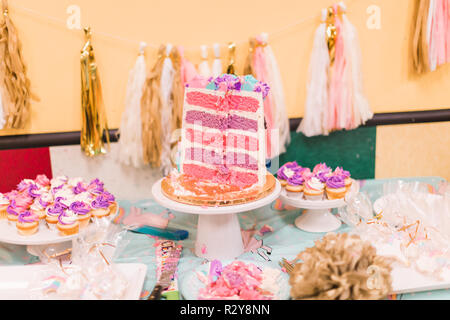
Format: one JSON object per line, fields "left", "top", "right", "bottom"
{"left": 285, "top": 173, "right": 305, "bottom": 198}
{"left": 334, "top": 167, "right": 352, "bottom": 191}
{"left": 277, "top": 162, "right": 302, "bottom": 187}
{"left": 325, "top": 175, "right": 347, "bottom": 200}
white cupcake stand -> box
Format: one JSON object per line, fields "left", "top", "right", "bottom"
{"left": 152, "top": 178, "right": 282, "bottom": 261}
{"left": 279, "top": 182, "right": 359, "bottom": 233}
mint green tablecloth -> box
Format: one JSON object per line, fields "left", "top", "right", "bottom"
{"left": 0, "top": 176, "right": 448, "bottom": 300}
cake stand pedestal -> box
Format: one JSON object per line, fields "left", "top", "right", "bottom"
{"left": 152, "top": 178, "right": 281, "bottom": 261}
{"left": 279, "top": 183, "right": 359, "bottom": 233}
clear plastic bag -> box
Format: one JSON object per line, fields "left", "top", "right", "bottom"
{"left": 28, "top": 221, "right": 130, "bottom": 299}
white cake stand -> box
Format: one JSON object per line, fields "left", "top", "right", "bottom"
{"left": 0, "top": 210, "right": 118, "bottom": 258}
{"left": 279, "top": 182, "right": 359, "bottom": 233}
{"left": 152, "top": 178, "right": 281, "bottom": 261}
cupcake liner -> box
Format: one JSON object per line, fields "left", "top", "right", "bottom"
{"left": 287, "top": 191, "right": 304, "bottom": 199}
{"left": 304, "top": 193, "right": 324, "bottom": 201}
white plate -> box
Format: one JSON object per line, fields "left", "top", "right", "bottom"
{"left": 180, "top": 260, "right": 290, "bottom": 300}
{"left": 0, "top": 263, "right": 147, "bottom": 300}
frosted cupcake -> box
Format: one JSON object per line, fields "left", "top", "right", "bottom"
{"left": 325, "top": 175, "right": 347, "bottom": 200}
{"left": 87, "top": 178, "right": 105, "bottom": 196}
{"left": 334, "top": 167, "right": 352, "bottom": 191}
{"left": 103, "top": 191, "right": 118, "bottom": 216}
{"left": 285, "top": 174, "right": 305, "bottom": 198}
{"left": 90, "top": 195, "right": 110, "bottom": 220}
{"left": 16, "top": 211, "right": 39, "bottom": 236}
{"left": 30, "top": 198, "right": 47, "bottom": 225}
{"left": 303, "top": 177, "right": 325, "bottom": 201}
{"left": 276, "top": 162, "right": 301, "bottom": 187}
{"left": 45, "top": 203, "right": 65, "bottom": 230}
{"left": 56, "top": 210, "right": 79, "bottom": 236}
{"left": 313, "top": 163, "right": 332, "bottom": 183}
{"left": 0, "top": 193, "right": 9, "bottom": 219}
{"left": 70, "top": 201, "right": 92, "bottom": 228}
{"left": 6, "top": 201, "right": 22, "bottom": 226}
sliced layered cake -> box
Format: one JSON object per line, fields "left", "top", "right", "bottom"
{"left": 161, "top": 75, "right": 275, "bottom": 206}
{"left": 180, "top": 75, "right": 267, "bottom": 188}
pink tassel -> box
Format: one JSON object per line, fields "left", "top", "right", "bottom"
{"left": 178, "top": 46, "right": 198, "bottom": 86}
{"left": 252, "top": 36, "right": 274, "bottom": 158}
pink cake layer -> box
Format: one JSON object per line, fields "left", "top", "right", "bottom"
{"left": 185, "top": 128, "right": 259, "bottom": 152}
{"left": 186, "top": 91, "right": 260, "bottom": 113}
{"left": 185, "top": 110, "right": 257, "bottom": 132}
{"left": 184, "top": 148, "right": 258, "bottom": 171}
{"left": 183, "top": 163, "right": 258, "bottom": 187}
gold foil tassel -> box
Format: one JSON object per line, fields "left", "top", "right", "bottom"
{"left": 141, "top": 45, "right": 165, "bottom": 167}
{"left": 226, "top": 42, "right": 237, "bottom": 74}
{"left": 412, "top": 0, "right": 431, "bottom": 74}
{"left": 325, "top": 6, "right": 337, "bottom": 66}
{"left": 243, "top": 37, "right": 256, "bottom": 76}
{"left": 80, "top": 27, "right": 110, "bottom": 157}
{"left": 0, "top": 0, "right": 38, "bottom": 129}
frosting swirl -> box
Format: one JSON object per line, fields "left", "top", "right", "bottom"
{"left": 39, "top": 192, "right": 53, "bottom": 207}
{"left": 70, "top": 201, "right": 91, "bottom": 215}
{"left": 334, "top": 167, "right": 351, "bottom": 179}
{"left": 313, "top": 163, "right": 332, "bottom": 175}
{"left": 58, "top": 210, "right": 78, "bottom": 225}
{"left": 277, "top": 162, "right": 302, "bottom": 180}
{"left": 7, "top": 200, "right": 22, "bottom": 216}
{"left": 35, "top": 174, "right": 50, "bottom": 187}
{"left": 305, "top": 177, "right": 324, "bottom": 191}
{"left": 18, "top": 211, "right": 39, "bottom": 223}
{"left": 91, "top": 195, "right": 109, "bottom": 209}
{"left": 326, "top": 175, "right": 345, "bottom": 189}
{"left": 46, "top": 203, "right": 65, "bottom": 217}
{"left": 287, "top": 173, "right": 305, "bottom": 186}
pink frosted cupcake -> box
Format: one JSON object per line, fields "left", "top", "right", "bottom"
{"left": 0, "top": 193, "right": 9, "bottom": 219}
{"left": 313, "top": 163, "right": 332, "bottom": 183}
{"left": 303, "top": 177, "right": 325, "bottom": 201}
{"left": 334, "top": 167, "right": 352, "bottom": 191}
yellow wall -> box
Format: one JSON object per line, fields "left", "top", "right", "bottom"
{"left": 376, "top": 121, "right": 450, "bottom": 181}
{"left": 0, "top": 0, "right": 449, "bottom": 136}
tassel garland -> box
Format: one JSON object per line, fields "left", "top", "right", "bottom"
{"left": 117, "top": 42, "right": 147, "bottom": 167}
{"left": 80, "top": 27, "right": 110, "bottom": 157}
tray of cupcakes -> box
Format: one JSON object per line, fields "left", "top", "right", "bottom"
{"left": 277, "top": 162, "right": 358, "bottom": 208}
{"left": 0, "top": 175, "right": 118, "bottom": 245}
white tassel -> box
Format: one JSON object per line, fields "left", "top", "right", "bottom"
{"left": 117, "top": 42, "right": 147, "bottom": 167}
{"left": 160, "top": 43, "right": 175, "bottom": 175}
{"left": 339, "top": 2, "right": 373, "bottom": 127}
{"left": 212, "top": 43, "right": 222, "bottom": 77}
{"left": 198, "top": 44, "right": 211, "bottom": 78}
{"left": 427, "top": 0, "right": 437, "bottom": 71}
{"left": 297, "top": 9, "right": 330, "bottom": 137}
{"left": 260, "top": 33, "right": 291, "bottom": 156}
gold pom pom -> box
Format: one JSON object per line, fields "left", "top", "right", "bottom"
{"left": 289, "top": 233, "right": 392, "bottom": 300}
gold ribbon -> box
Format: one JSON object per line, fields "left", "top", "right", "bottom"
{"left": 325, "top": 6, "right": 337, "bottom": 66}
{"left": 80, "top": 27, "right": 110, "bottom": 157}
{"left": 226, "top": 42, "right": 236, "bottom": 74}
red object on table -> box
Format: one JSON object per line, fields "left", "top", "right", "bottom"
{"left": 0, "top": 147, "right": 53, "bottom": 193}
